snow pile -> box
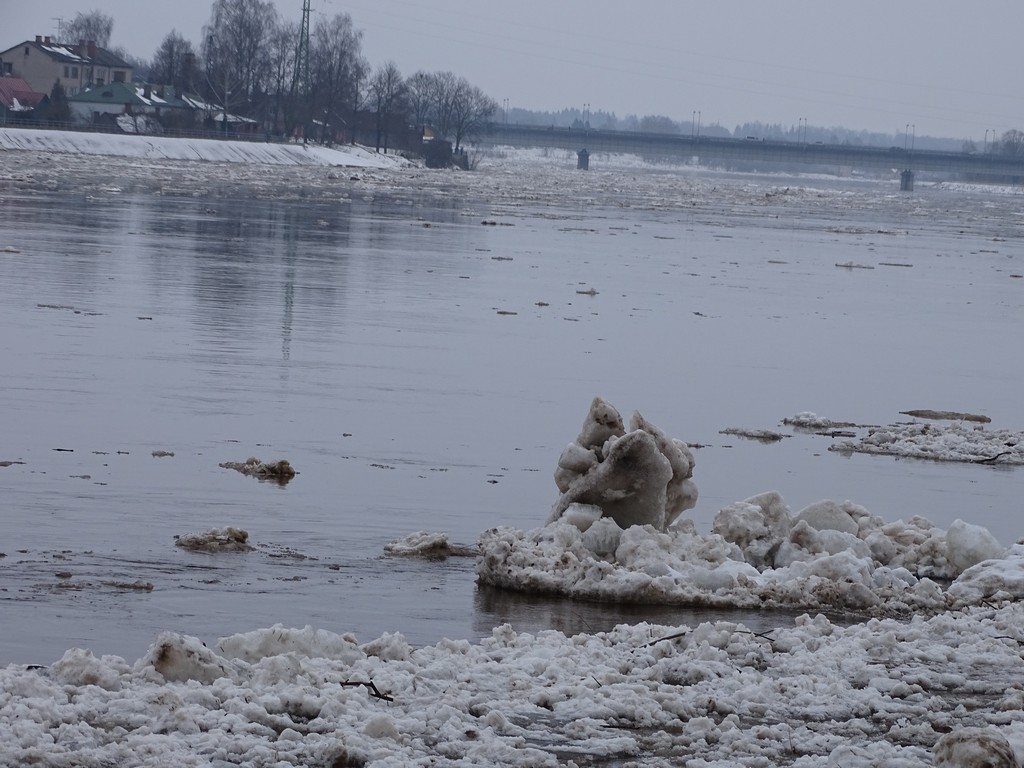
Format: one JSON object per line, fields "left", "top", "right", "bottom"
{"left": 547, "top": 397, "right": 697, "bottom": 532}
{"left": 0, "top": 127, "right": 410, "bottom": 169}
{"left": 479, "top": 488, "right": 1019, "bottom": 615}
{"left": 831, "top": 420, "right": 1024, "bottom": 464}
{"left": 4, "top": 612, "right": 1024, "bottom": 765}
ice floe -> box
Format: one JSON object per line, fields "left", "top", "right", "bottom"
{"left": 479, "top": 400, "right": 1023, "bottom": 617}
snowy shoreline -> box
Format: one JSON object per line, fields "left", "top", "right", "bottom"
{"left": 3, "top": 605, "right": 1024, "bottom": 766}
{"left": 0, "top": 126, "right": 411, "bottom": 169}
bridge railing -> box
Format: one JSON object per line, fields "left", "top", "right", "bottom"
{"left": 481, "top": 123, "right": 1024, "bottom": 180}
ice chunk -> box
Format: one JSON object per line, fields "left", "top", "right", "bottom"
{"left": 548, "top": 398, "right": 697, "bottom": 532}
{"left": 575, "top": 396, "right": 625, "bottom": 451}
{"left": 946, "top": 518, "right": 1005, "bottom": 575}
{"left": 551, "top": 429, "right": 672, "bottom": 530}
{"left": 794, "top": 499, "right": 861, "bottom": 536}
{"left": 713, "top": 491, "right": 792, "bottom": 568}
{"left": 933, "top": 727, "right": 1016, "bottom": 768}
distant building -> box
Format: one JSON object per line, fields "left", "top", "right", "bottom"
{"left": 68, "top": 82, "right": 189, "bottom": 128}
{"left": 0, "top": 36, "right": 133, "bottom": 97}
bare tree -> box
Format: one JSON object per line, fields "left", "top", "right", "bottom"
{"left": 999, "top": 129, "right": 1024, "bottom": 157}
{"left": 267, "top": 21, "right": 298, "bottom": 136}
{"left": 61, "top": 10, "right": 114, "bottom": 47}
{"left": 151, "top": 31, "right": 197, "bottom": 93}
{"left": 449, "top": 80, "right": 497, "bottom": 152}
{"left": 403, "top": 70, "right": 497, "bottom": 156}
{"left": 368, "top": 61, "right": 405, "bottom": 152}
{"left": 422, "top": 71, "right": 459, "bottom": 142}
{"left": 404, "top": 71, "right": 431, "bottom": 135}
{"left": 202, "top": 0, "right": 278, "bottom": 120}
{"left": 309, "top": 12, "right": 366, "bottom": 143}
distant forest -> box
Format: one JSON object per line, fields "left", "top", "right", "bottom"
{"left": 505, "top": 107, "right": 969, "bottom": 152}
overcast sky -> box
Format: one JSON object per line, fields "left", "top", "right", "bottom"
{"left": 6, "top": 0, "right": 1021, "bottom": 140}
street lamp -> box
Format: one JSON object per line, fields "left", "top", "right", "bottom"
{"left": 696, "top": 111, "right": 701, "bottom": 138}
{"left": 905, "top": 123, "right": 910, "bottom": 151}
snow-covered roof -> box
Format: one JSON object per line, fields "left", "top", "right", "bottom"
{"left": 69, "top": 82, "right": 188, "bottom": 110}
{"left": 27, "top": 40, "right": 131, "bottom": 69}
{"left": 38, "top": 42, "right": 87, "bottom": 62}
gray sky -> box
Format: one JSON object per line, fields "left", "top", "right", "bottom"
{"left": 6, "top": 0, "right": 1021, "bottom": 140}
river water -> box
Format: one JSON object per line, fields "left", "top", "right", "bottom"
{"left": 1, "top": 152, "right": 1022, "bottom": 664}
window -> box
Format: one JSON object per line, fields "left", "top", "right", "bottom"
{"left": 71, "top": 66, "right": 78, "bottom": 78}
{"left": 113, "top": 71, "right": 126, "bottom": 83}
{"left": 64, "top": 65, "right": 70, "bottom": 78}
{"left": 2, "top": 62, "right": 11, "bottom": 75}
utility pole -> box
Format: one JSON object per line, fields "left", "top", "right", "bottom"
{"left": 292, "top": 0, "right": 312, "bottom": 141}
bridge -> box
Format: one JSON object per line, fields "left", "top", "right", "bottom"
{"left": 480, "top": 124, "right": 1024, "bottom": 183}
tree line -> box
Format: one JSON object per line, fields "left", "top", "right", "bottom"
{"left": 55, "top": 3, "right": 498, "bottom": 157}
{"left": 510, "top": 108, "right": 1024, "bottom": 156}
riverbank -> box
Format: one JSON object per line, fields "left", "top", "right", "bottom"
{"left": 0, "top": 126, "right": 410, "bottom": 169}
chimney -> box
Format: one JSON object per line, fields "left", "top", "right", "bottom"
{"left": 87, "top": 41, "right": 97, "bottom": 59}
{"left": 79, "top": 39, "right": 87, "bottom": 57}
{"left": 44, "top": 36, "right": 51, "bottom": 44}
{"left": 35, "top": 35, "right": 43, "bottom": 43}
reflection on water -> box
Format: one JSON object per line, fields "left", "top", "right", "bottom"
{"left": 472, "top": 585, "right": 852, "bottom": 639}
{"left": 1, "top": 174, "right": 1022, "bottom": 664}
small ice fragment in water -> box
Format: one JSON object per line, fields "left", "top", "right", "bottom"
{"left": 219, "top": 456, "right": 297, "bottom": 485}
{"left": 384, "top": 531, "right": 479, "bottom": 559}
{"left": 175, "top": 527, "right": 253, "bottom": 552}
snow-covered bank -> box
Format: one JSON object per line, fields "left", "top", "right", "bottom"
{"left": 3, "top": 609, "right": 1024, "bottom": 767}
{"left": 0, "top": 127, "right": 410, "bottom": 169}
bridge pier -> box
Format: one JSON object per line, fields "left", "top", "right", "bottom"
{"left": 577, "top": 148, "right": 590, "bottom": 170}
{"left": 900, "top": 169, "right": 915, "bottom": 191}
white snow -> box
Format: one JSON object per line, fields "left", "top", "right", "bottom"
{"left": 0, "top": 127, "right": 411, "bottom": 168}
{"left": 4, "top": 606, "right": 1024, "bottom": 766}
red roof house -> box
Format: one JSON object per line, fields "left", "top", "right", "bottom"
{"left": 0, "top": 75, "right": 46, "bottom": 117}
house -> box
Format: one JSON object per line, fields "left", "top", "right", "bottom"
{"left": 68, "top": 81, "right": 190, "bottom": 131}
{"left": 0, "top": 36, "right": 133, "bottom": 98}
{"left": 0, "top": 74, "right": 47, "bottom": 120}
